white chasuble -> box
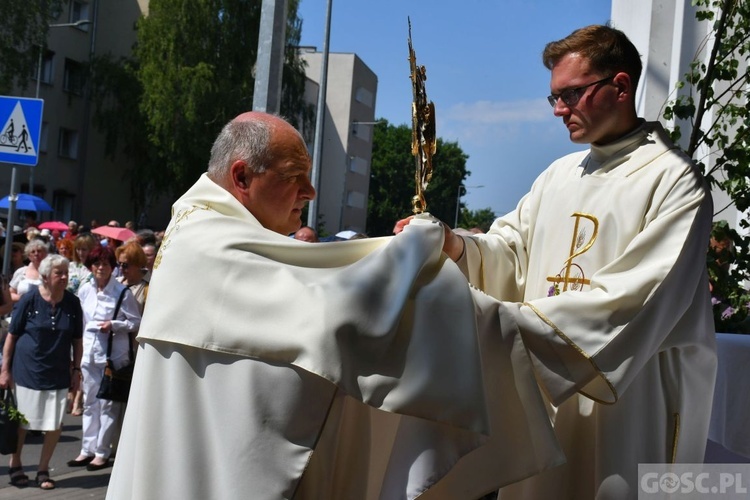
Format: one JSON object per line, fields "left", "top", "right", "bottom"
{"left": 106, "top": 174, "right": 564, "bottom": 500}
{"left": 459, "top": 122, "right": 717, "bottom": 500}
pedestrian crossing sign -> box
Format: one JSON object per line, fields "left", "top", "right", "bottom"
{"left": 0, "top": 95, "right": 44, "bottom": 167}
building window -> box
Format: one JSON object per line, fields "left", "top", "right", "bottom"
{"left": 58, "top": 128, "right": 79, "bottom": 159}
{"left": 346, "top": 191, "right": 365, "bottom": 209}
{"left": 32, "top": 51, "right": 54, "bottom": 85}
{"left": 63, "top": 59, "right": 85, "bottom": 95}
{"left": 355, "top": 87, "right": 374, "bottom": 107}
{"left": 351, "top": 123, "right": 372, "bottom": 142}
{"left": 348, "top": 156, "right": 368, "bottom": 175}
{"left": 40, "top": 122, "right": 49, "bottom": 153}
{"left": 53, "top": 190, "right": 76, "bottom": 221}
{"left": 70, "top": 1, "right": 90, "bottom": 30}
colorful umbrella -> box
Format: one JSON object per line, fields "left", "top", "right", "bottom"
{"left": 0, "top": 193, "right": 54, "bottom": 212}
{"left": 91, "top": 226, "right": 136, "bottom": 242}
{"left": 38, "top": 220, "right": 69, "bottom": 231}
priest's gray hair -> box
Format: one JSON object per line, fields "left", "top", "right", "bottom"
{"left": 39, "top": 254, "right": 70, "bottom": 280}
{"left": 207, "top": 119, "right": 272, "bottom": 182}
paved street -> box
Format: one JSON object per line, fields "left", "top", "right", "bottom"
{"left": 0, "top": 412, "right": 110, "bottom": 499}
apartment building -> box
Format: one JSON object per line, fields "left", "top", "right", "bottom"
{"left": 300, "top": 49, "right": 378, "bottom": 235}
{"left": 2, "top": 1, "right": 377, "bottom": 235}
{"left": 1, "top": 0, "right": 151, "bottom": 228}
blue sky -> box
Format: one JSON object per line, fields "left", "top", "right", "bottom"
{"left": 297, "top": 0, "right": 612, "bottom": 216}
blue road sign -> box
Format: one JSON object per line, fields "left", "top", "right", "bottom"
{"left": 0, "top": 95, "right": 44, "bottom": 167}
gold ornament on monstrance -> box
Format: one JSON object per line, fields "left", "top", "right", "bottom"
{"left": 408, "top": 18, "right": 436, "bottom": 214}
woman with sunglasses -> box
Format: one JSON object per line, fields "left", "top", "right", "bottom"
{"left": 114, "top": 242, "right": 149, "bottom": 314}
{"left": 67, "top": 245, "right": 140, "bottom": 472}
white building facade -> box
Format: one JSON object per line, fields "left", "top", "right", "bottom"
{"left": 611, "top": 0, "right": 749, "bottom": 233}
{"left": 300, "top": 50, "right": 377, "bottom": 235}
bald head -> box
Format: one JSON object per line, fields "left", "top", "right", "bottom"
{"left": 294, "top": 226, "right": 318, "bottom": 242}
{"left": 208, "top": 113, "right": 268, "bottom": 185}
{"left": 234, "top": 111, "right": 290, "bottom": 129}
{"left": 206, "top": 111, "right": 315, "bottom": 235}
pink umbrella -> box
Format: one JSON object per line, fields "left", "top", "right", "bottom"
{"left": 91, "top": 226, "right": 136, "bottom": 242}
{"left": 38, "top": 221, "right": 70, "bottom": 231}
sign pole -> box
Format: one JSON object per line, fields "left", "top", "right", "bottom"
{"left": 2, "top": 166, "right": 18, "bottom": 278}
{"left": 0, "top": 95, "right": 44, "bottom": 277}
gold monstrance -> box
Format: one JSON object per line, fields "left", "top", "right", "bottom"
{"left": 408, "top": 18, "right": 436, "bottom": 214}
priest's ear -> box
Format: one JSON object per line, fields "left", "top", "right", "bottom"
{"left": 229, "top": 160, "right": 252, "bottom": 191}
{"left": 612, "top": 71, "right": 634, "bottom": 102}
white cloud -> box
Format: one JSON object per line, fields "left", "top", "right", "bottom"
{"left": 438, "top": 98, "right": 560, "bottom": 146}
{"left": 443, "top": 98, "right": 553, "bottom": 125}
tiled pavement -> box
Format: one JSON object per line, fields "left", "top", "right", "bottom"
{"left": 0, "top": 412, "right": 110, "bottom": 499}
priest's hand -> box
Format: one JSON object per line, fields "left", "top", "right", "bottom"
{"left": 392, "top": 216, "right": 414, "bottom": 235}
{"left": 393, "top": 216, "right": 465, "bottom": 262}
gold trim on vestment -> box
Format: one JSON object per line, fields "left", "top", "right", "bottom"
{"left": 155, "top": 204, "right": 213, "bottom": 270}
{"left": 670, "top": 412, "right": 680, "bottom": 463}
{"left": 524, "top": 302, "right": 618, "bottom": 405}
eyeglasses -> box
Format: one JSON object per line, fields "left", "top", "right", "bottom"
{"left": 547, "top": 76, "right": 614, "bottom": 108}
{"left": 118, "top": 262, "right": 130, "bottom": 270}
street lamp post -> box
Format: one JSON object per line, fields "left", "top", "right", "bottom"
{"left": 306, "top": 0, "right": 333, "bottom": 230}
{"left": 454, "top": 184, "right": 484, "bottom": 228}
{"left": 31, "top": 19, "right": 92, "bottom": 194}
{"left": 35, "top": 20, "right": 93, "bottom": 100}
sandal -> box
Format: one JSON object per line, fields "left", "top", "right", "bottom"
{"left": 36, "top": 471, "right": 55, "bottom": 490}
{"left": 8, "top": 466, "right": 29, "bottom": 487}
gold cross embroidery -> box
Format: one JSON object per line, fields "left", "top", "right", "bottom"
{"left": 547, "top": 212, "right": 599, "bottom": 294}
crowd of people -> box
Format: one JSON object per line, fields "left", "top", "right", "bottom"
{"left": 0, "top": 219, "right": 159, "bottom": 489}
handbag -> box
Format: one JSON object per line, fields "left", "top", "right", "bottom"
{"left": 96, "top": 288, "right": 135, "bottom": 403}
{"left": 0, "top": 388, "right": 20, "bottom": 455}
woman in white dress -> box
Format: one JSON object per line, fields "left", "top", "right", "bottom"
{"left": 9, "top": 239, "right": 48, "bottom": 303}
{"left": 67, "top": 233, "right": 97, "bottom": 416}
{"left": 68, "top": 234, "right": 96, "bottom": 294}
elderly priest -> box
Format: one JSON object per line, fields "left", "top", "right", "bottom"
{"left": 106, "top": 112, "right": 567, "bottom": 500}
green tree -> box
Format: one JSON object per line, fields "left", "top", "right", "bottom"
{"left": 0, "top": 0, "right": 67, "bottom": 95}
{"left": 89, "top": 0, "right": 313, "bottom": 218}
{"left": 458, "top": 207, "right": 497, "bottom": 233}
{"left": 137, "top": 0, "right": 311, "bottom": 192}
{"left": 88, "top": 55, "right": 161, "bottom": 219}
{"left": 367, "top": 119, "right": 470, "bottom": 236}
{"left": 662, "top": 0, "right": 750, "bottom": 332}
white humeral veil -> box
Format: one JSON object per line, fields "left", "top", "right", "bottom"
{"left": 106, "top": 174, "right": 565, "bottom": 500}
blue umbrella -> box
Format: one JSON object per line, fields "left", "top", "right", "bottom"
{"left": 0, "top": 193, "right": 53, "bottom": 212}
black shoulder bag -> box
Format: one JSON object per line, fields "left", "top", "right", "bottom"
{"left": 0, "top": 388, "right": 21, "bottom": 455}
{"left": 96, "top": 288, "right": 135, "bottom": 403}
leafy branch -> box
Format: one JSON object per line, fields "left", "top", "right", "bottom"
{"left": 0, "top": 399, "right": 29, "bottom": 425}
{"left": 663, "top": 0, "right": 750, "bottom": 333}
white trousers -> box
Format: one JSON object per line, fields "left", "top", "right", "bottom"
{"left": 81, "top": 362, "right": 122, "bottom": 459}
